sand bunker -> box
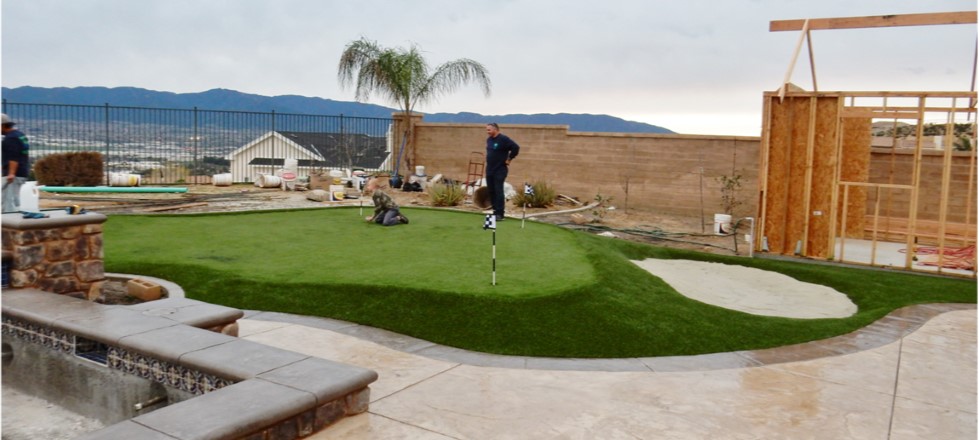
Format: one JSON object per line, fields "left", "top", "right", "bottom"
{"left": 633, "top": 259, "right": 857, "bottom": 319}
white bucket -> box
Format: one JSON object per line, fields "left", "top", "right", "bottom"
{"left": 415, "top": 165, "right": 426, "bottom": 176}
{"left": 284, "top": 158, "right": 298, "bottom": 172}
{"left": 213, "top": 173, "right": 233, "bottom": 186}
{"left": 256, "top": 174, "right": 282, "bottom": 188}
{"left": 109, "top": 173, "right": 141, "bottom": 187}
{"left": 17, "top": 181, "right": 39, "bottom": 212}
{"left": 713, "top": 213, "right": 732, "bottom": 235}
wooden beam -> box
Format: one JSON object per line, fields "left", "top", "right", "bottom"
{"left": 841, "top": 109, "right": 920, "bottom": 119}
{"left": 770, "top": 11, "right": 977, "bottom": 32}
{"left": 778, "top": 19, "right": 810, "bottom": 101}
{"left": 765, "top": 90, "right": 979, "bottom": 99}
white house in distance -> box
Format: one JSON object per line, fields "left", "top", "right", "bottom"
{"left": 226, "top": 131, "right": 392, "bottom": 182}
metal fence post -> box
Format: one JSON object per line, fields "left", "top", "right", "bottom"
{"left": 340, "top": 113, "right": 346, "bottom": 171}
{"left": 104, "top": 103, "right": 111, "bottom": 185}
{"left": 193, "top": 106, "right": 199, "bottom": 184}
{"left": 270, "top": 109, "right": 276, "bottom": 176}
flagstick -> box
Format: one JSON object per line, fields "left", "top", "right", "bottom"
{"left": 521, "top": 203, "right": 526, "bottom": 229}
{"left": 359, "top": 200, "right": 363, "bottom": 216}
{"left": 491, "top": 228, "right": 497, "bottom": 286}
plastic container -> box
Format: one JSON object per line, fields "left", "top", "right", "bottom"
{"left": 17, "top": 181, "right": 39, "bottom": 212}
{"left": 213, "top": 173, "right": 233, "bottom": 186}
{"left": 255, "top": 174, "right": 282, "bottom": 188}
{"left": 415, "top": 165, "right": 426, "bottom": 176}
{"left": 284, "top": 158, "right": 298, "bottom": 172}
{"left": 109, "top": 173, "right": 141, "bottom": 187}
{"left": 713, "top": 213, "right": 732, "bottom": 235}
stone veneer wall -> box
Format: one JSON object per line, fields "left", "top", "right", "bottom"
{"left": 1, "top": 211, "right": 107, "bottom": 299}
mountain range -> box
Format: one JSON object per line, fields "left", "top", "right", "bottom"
{"left": 0, "top": 86, "right": 673, "bottom": 134}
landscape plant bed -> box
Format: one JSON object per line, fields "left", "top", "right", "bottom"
{"left": 103, "top": 208, "right": 977, "bottom": 358}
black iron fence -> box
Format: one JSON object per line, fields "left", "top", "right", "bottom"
{"left": 1, "top": 101, "right": 395, "bottom": 185}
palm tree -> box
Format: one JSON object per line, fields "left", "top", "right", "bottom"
{"left": 337, "top": 37, "right": 491, "bottom": 178}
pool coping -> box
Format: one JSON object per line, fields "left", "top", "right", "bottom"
{"left": 2, "top": 289, "right": 378, "bottom": 439}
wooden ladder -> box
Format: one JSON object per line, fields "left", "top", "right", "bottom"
{"left": 465, "top": 152, "right": 485, "bottom": 203}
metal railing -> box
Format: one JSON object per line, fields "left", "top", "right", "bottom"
{"left": 1, "top": 101, "right": 395, "bottom": 185}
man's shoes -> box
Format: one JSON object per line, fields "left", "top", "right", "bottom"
{"left": 398, "top": 215, "right": 409, "bottom": 224}
{"left": 495, "top": 215, "right": 505, "bottom": 222}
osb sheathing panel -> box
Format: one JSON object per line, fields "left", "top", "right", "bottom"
{"left": 762, "top": 97, "right": 794, "bottom": 254}
{"left": 806, "top": 97, "right": 842, "bottom": 258}
{"left": 762, "top": 96, "right": 842, "bottom": 257}
{"left": 838, "top": 118, "right": 870, "bottom": 239}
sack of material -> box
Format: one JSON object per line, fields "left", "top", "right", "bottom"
{"left": 306, "top": 189, "right": 329, "bottom": 202}
{"left": 473, "top": 186, "right": 491, "bottom": 209}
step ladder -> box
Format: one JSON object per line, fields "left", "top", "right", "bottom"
{"left": 465, "top": 152, "right": 485, "bottom": 203}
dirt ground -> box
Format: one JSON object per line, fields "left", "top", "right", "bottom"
{"left": 37, "top": 182, "right": 748, "bottom": 256}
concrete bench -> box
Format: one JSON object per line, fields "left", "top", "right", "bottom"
{"left": 2, "top": 289, "right": 378, "bottom": 439}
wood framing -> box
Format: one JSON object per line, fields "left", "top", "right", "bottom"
{"left": 760, "top": 11, "right": 977, "bottom": 277}
{"left": 770, "top": 11, "right": 976, "bottom": 32}
{"left": 758, "top": 90, "right": 977, "bottom": 276}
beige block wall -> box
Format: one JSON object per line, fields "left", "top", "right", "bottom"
{"left": 410, "top": 120, "right": 761, "bottom": 218}
{"left": 868, "top": 148, "right": 977, "bottom": 223}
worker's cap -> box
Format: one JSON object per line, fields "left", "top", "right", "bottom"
{"left": 1, "top": 114, "right": 13, "bottom": 125}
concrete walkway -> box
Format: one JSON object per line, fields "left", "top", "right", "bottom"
{"left": 240, "top": 303, "right": 976, "bottom": 439}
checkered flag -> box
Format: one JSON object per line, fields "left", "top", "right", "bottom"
{"left": 483, "top": 214, "right": 497, "bottom": 230}
{"left": 524, "top": 183, "right": 535, "bottom": 196}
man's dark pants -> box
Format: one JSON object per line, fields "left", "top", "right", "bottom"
{"left": 486, "top": 168, "right": 508, "bottom": 218}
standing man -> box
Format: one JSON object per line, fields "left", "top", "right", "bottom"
{"left": 2, "top": 114, "right": 30, "bottom": 213}
{"left": 485, "top": 122, "right": 520, "bottom": 221}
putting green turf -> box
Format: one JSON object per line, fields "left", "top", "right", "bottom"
{"left": 105, "top": 208, "right": 595, "bottom": 297}
{"left": 103, "top": 207, "right": 976, "bottom": 358}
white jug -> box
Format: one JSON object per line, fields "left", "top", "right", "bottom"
{"left": 18, "top": 181, "right": 39, "bottom": 212}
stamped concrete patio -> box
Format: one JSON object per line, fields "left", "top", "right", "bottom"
{"left": 238, "top": 303, "right": 976, "bottom": 439}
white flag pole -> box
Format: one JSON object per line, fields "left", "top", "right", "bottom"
{"left": 492, "top": 228, "right": 497, "bottom": 286}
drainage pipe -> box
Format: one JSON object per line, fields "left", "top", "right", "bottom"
{"left": 39, "top": 186, "right": 188, "bottom": 193}
{"left": 134, "top": 395, "right": 167, "bottom": 411}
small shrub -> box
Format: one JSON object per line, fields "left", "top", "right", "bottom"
{"left": 429, "top": 183, "right": 466, "bottom": 206}
{"left": 592, "top": 193, "right": 614, "bottom": 222}
{"left": 512, "top": 180, "right": 556, "bottom": 208}
{"left": 716, "top": 173, "right": 744, "bottom": 215}
{"left": 33, "top": 151, "right": 104, "bottom": 186}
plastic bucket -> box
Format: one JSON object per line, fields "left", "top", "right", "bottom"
{"left": 109, "top": 173, "right": 141, "bottom": 187}
{"left": 17, "top": 181, "right": 39, "bottom": 212}
{"left": 284, "top": 158, "right": 298, "bottom": 172}
{"left": 415, "top": 165, "right": 426, "bottom": 176}
{"left": 713, "top": 213, "right": 732, "bottom": 235}
{"left": 213, "top": 173, "right": 233, "bottom": 186}
{"left": 256, "top": 174, "right": 281, "bottom": 188}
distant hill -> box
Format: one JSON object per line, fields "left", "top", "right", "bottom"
{"left": 1, "top": 86, "right": 673, "bottom": 134}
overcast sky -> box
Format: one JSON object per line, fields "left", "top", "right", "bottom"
{"left": 2, "top": 0, "right": 976, "bottom": 136}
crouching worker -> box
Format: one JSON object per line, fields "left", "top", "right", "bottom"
{"left": 366, "top": 190, "right": 409, "bottom": 226}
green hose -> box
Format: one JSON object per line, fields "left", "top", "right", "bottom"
{"left": 39, "top": 186, "right": 188, "bottom": 193}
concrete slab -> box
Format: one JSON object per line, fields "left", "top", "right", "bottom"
{"left": 117, "top": 325, "right": 236, "bottom": 364}
{"left": 257, "top": 357, "right": 378, "bottom": 405}
{"left": 132, "top": 379, "right": 315, "bottom": 440}
{"left": 178, "top": 338, "right": 309, "bottom": 381}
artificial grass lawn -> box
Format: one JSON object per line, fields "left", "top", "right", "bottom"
{"left": 104, "top": 208, "right": 977, "bottom": 358}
